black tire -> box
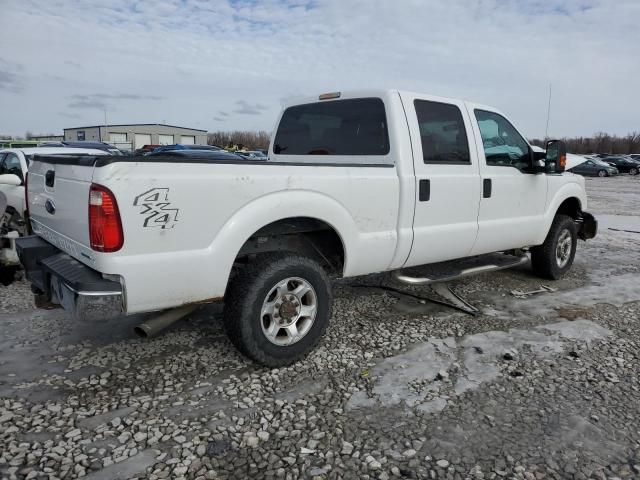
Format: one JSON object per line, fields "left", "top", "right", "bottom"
{"left": 223, "top": 253, "right": 332, "bottom": 367}
{"left": 0, "top": 266, "right": 17, "bottom": 286}
{"left": 530, "top": 215, "right": 577, "bottom": 280}
{"left": 597, "top": 170, "right": 607, "bottom": 177}
{"left": 630, "top": 167, "right": 638, "bottom": 176}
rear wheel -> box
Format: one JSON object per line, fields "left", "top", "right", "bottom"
{"left": 597, "top": 169, "right": 607, "bottom": 177}
{"left": 630, "top": 167, "right": 638, "bottom": 175}
{"left": 223, "top": 253, "right": 332, "bottom": 367}
{"left": 531, "top": 215, "right": 577, "bottom": 280}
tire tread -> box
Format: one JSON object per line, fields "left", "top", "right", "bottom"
{"left": 223, "top": 253, "right": 332, "bottom": 367}
{"left": 531, "top": 214, "right": 577, "bottom": 280}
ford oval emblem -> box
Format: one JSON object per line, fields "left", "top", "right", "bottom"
{"left": 45, "top": 199, "right": 56, "bottom": 215}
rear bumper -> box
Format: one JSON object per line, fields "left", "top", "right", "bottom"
{"left": 578, "top": 212, "right": 598, "bottom": 240}
{"left": 15, "top": 235, "right": 124, "bottom": 320}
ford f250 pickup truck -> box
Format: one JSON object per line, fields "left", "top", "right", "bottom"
{"left": 16, "top": 90, "right": 597, "bottom": 366}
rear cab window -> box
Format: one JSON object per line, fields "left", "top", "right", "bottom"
{"left": 273, "top": 98, "right": 390, "bottom": 161}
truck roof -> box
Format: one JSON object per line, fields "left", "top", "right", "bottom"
{"left": 280, "top": 89, "right": 498, "bottom": 113}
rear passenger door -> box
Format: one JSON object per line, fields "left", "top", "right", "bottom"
{"left": 400, "top": 93, "right": 481, "bottom": 267}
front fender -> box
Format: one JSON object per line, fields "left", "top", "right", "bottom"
{"left": 536, "top": 181, "right": 587, "bottom": 245}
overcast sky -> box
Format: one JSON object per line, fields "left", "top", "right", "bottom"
{"left": 0, "top": 0, "right": 638, "bottom": 139}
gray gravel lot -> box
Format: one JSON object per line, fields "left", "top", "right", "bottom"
{"left": 1, "top": 175, "right": 639, "bottom": 480}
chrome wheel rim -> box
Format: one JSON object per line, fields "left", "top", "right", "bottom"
{"left": 260, "top": 277, "right": 317, "bottom": 346}
{"left": 556, "top": 229, "right": 572, "bottom": 268}
{"left": 598, "top": 170, "right": 606, "bottom": 177}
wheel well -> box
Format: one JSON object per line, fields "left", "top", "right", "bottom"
{"left": 236, "top": 217, "right": 345, "bottom": 275}
{"left": 556, "top": 197, "right": 582, "bottom": 220}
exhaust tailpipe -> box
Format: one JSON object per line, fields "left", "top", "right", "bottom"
{"left": 134, "top": 305, "right": 198, "bottom": 338}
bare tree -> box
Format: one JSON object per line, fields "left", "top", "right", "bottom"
{"left": 207, "top": 131, "right": 270, "bottom": 150}
{"left": 530, "top": 131, "right": 640, "bottom": 154}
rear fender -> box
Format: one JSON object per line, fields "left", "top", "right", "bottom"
{"left": 204, "top": 190, "right": 365, "bottom": 296}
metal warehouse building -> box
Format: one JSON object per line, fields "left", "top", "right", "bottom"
{"left": 63, "top": 124, "right": 207, "bottom": 151}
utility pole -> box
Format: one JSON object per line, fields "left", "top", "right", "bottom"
{"left": 544, "top": 83, "right": 552, "bottom": 140}
{"left": 102, "top": 108, "right": 108, "bottom": 142}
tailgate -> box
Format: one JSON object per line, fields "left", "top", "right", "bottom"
{"left": 28, "top": 155, "right": 99, "bottom": 262}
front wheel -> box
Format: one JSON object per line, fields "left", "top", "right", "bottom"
{"left": 530, "top": 215, "right": 577, "bottom": 280}
{"left": 630, "top": 167, "right": 638, "bottom": 175}
{"left": 597, "top": 169, "right": 607, "bottom": 177}
{"left": 223, "top": 254, "right": 332, "bottom": 367}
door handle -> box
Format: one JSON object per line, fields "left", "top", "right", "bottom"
{"left": 419, "top": 179, "right": 430, "bottom": 201}
{"left": 483, "top": 178, "right": 492, "bottom": 198}
{"left": 45, "top": 170, "right": 55, "bottom": 188}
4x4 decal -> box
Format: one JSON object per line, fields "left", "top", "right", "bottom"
{"left": 133, "top": 188, "right": 179, "bottom": 229}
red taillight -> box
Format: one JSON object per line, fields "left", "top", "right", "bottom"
{"left": 89, "top": 183, "right": 123, "bottom": 252}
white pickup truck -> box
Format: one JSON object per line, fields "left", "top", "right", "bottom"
{"left": 16, "top": 90, "right": 597, "bottom": 366}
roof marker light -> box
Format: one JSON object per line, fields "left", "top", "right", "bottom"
{"left": 319, "top": 92, "right": 341, "bottom": 100}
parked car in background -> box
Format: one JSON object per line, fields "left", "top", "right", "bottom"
{"left": 0, "top": 147, "right": 108, "bottom": 284}
{"left": 236, "top": 150, "right": 268, "bottom": 160}
{"left": 569, "top": 157, "right": 619, "bottom": 177}
{"left": 40, "top": 141, "right": 124, "bottom": 155}
{"left": 0, "top": 140, "right": 42, "bottom": 148}
{"left": 149, "top": 144, "right": 222, "bottom": 154}
{"left": 629, "top": 154, "right": 640, "bottom": 161}
{"left": 134, "top": 144, "right": 161, "bottom": 156}
{"left": 603, "top": 155, "right": 640, "bottom": 175}
{"left": 145, "top": 149, "right": 245, "bottom": 160}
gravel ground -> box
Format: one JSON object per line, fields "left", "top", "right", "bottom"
{"left": 1, "top": 174, "right": 639, "bottom": 480}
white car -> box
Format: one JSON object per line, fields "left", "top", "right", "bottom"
{"left": 17, "top": 90, "right": 597, "bottom": 365}
{"left": 0, "top": 147, "right": 109, "bottom": 216}
{"left": 0, "top": 147, "right": 107, "bottom": 280}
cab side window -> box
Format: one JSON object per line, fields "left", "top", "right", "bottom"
{"left": 0, "top": 153, "right": 23, "bottom": 181}
{"left": 475, "top": 110, "right": 531, "bottom": 170}
{"left": 414, "top": 100, "right": 470, "bottom": 164}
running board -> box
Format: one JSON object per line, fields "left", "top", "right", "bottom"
{"left": 393, "top": 253, "right": 529, "bottom": 285}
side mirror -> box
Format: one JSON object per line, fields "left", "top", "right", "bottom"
{"left": 545, "top": 140, "right": 567, "bottom": 173}
{"left": 0, "top": 174, "right": 22, "bottom": 186}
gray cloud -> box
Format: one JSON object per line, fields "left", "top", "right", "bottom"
{"left": 0, "top": 58, "right": 25, "bottom": 93}
{"left": 59, "top": 112, "right": 82, "bottom": 119}
{"left": 1, "top": 0, "right": 639, "bottom": 136}
{"left": 233, "top": 100, "right": 269, "bottom": 115}
{"left": 63, "top": 60, "right": 82, "bottom": 68}
{"left": 68, "top": 93, "right": 164, "bottom": 110}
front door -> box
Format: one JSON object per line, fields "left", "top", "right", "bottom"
{"left": 400, "top": 93, "right": 481, "bottom": 267}
{"left": 467, "top": 106, "right": 548, "bottom": 254}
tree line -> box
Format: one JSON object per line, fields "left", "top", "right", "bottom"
{"left": 530, "top": 132, "right": 640, "bottom": 154}
{"left": 207, "top": 131, "right": 270, "bottom": 150}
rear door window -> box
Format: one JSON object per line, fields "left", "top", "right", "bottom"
{"left": 414, "top": 100, "right": 471, "bottom": 164}
{"left": 273, "top": 98, "right": 389, "bottom": 156}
